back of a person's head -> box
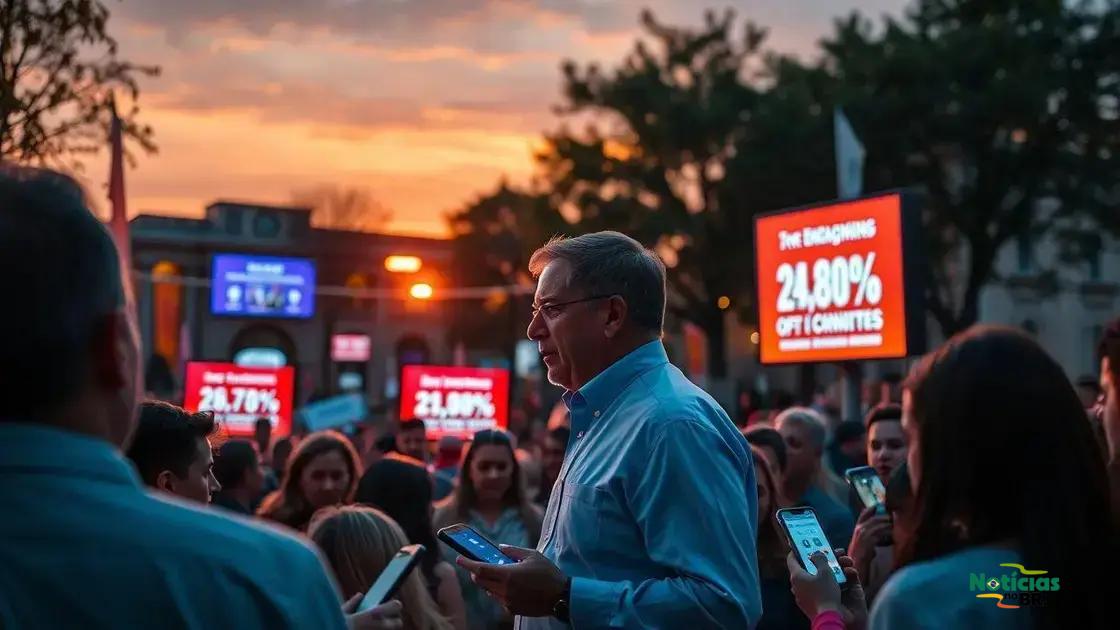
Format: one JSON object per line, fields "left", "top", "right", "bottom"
{"left": 398, "top": 418, "right": 426, "bottom": 435}
{"left": 355, "top": 458, "right": 438, "bottom": 558}
{"left": 774, "top": 406, "right": 828, "bottom": 451}
{"left": 213, "top": 439, "right": 258, "bottom": 490}
{"left": 902, "top": 325, "right": 1112, "bottom": 629}
{"left": 744, "top": 426, "right": 788, "bottom": 473}
{"left": 309, "top": 506, "right": 451, "bottom": 630}
{"left": 0, "top": 166, "right": 127, "bottom": 425}
{"left": 126, "top": 401, "right": 216, "bottom": 486}
{"left": 832, "top": 420, "right": 865, "bottom": 446}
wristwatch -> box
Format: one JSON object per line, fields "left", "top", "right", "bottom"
{"left": 552, "top": 577, "right": 572, "bottom": 623}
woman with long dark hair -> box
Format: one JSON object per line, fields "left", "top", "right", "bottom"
{"left": 752, "top": 445, "right": 807, "bottom": 630}
{"left": 257, "top": 430, "right": 361, "bottom": 531}
{"left": 433, "top": 429, "right": 542, "bottom": 630}
{"left": 356, "top": 457, "right": 467, "bottom": 630}
{"left": 790, "top": 326, "right": 1115, "bottom": 629}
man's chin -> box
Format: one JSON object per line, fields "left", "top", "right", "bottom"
{"left": 545, "top": 366, "right": 574, "bottom": 391}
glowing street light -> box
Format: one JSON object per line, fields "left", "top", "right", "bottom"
{"left": 717, "top": 295, "right": 731, "bottom": 310}
{"left": 385, "top": 255, "right": 422, "bottom": 273}
{"left": 409, "top": 282, "right": 434, "bottom": 300}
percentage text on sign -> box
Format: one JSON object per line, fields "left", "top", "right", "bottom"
{"left": 776, "top": 253, "right": 884, "bottom": 314}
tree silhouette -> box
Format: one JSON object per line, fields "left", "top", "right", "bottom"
{"left": 0, "top": 0, "right": 159, "bottom": 168}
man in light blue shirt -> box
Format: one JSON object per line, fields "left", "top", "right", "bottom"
{"left": 0, "top": 167, "right": 397, "bottom": 629}
{"left": 457, "top": 232, "right": 761, "bottom": 628}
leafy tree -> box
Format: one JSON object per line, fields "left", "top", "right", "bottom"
{"left": 445, "top": 180, "right": 566, "bottom": 351}
{"left": 535, "top": 9, "right": 769, "bottom": 378}
{"left": 0, "top": 0, "right": 159, "bottom": 168}
{"left": 820, "top": 0, "right": 1120, "bottom": 335}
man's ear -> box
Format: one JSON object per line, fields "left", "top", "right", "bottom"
{"left": 88, "top": 311, "right": 129, "bottom": 389}
{"left": 154, "top": 469, "right": 177, "bottom": 493}
{"left": 603, "top": 296, "right": 628, "bottom": 339}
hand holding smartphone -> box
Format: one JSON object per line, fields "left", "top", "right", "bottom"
{"left": 775, "top": 507, "right": 848, "bottom": 588}
{"left": 845, "top": 465, "right": 888, "bottom": 515}
{"left": 437, "top": 524, "right": 516, "bottom": 565}
{"left": 358, "top": 544, "right": 425, "bottom": 612}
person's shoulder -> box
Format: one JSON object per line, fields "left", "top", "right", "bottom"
{"left": 879, "top": 546, "right": 1020, "bottom": 599}
{"left": 133, "top": 492, "right": 322, "bottom": 572}
{"left": 434, "top": 559, "right": 457, "bottom": 582}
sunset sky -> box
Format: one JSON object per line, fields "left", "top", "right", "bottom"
{"left": 86, "top": 0, "right": 906, "bottom": 237}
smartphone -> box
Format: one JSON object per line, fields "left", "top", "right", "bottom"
{"left": 775, "top": 507, "right": 848, "bottom": 587}
{"left": 845, "top": 465, "right": 888, "bottom": 514}
{"left": 437, "top": 524, "right": 516, "bottom": 565}
{"left": 358, "top": 544, "right": 424, "bottom": 611}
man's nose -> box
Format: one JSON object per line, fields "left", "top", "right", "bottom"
{"left": 209, "top": 472, "right": 221, "bottom": 492}
{"left": 527, "top": 309, "right": 546, "bottom": 341}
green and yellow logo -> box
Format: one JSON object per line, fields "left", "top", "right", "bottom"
{"left": 968, "top": 564, "right": 1059, "bottom": 609}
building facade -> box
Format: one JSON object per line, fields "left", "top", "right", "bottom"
{"left": 131, "top": 201, "right": 454, "bottom": 410}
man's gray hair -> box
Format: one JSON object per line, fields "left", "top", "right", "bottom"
{"left": 775, "top": 407, "right": 829, "bottom": 451}
{"left": 528, "top": 231, "right": 667, "bottom": 334}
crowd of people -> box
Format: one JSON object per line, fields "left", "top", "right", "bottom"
{"left": 2, "top": 164, "right": 1119, "bottom": 630}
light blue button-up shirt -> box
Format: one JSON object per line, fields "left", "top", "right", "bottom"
{"left": 0, "top": 422, "right": 347, "bottom": 629}
{"left": 517, "top": 341, "right": 762, "bottom": 629}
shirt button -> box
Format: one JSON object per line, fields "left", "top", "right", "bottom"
{"left": 577, "top": 431, "right": 585, "bottom": 439}
{"left": 593, "top": 410, "right": 600, "bottom": 418}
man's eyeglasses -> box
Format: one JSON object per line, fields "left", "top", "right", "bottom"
{"left": 531, "top": 294, "right": 616, "bottom": 320}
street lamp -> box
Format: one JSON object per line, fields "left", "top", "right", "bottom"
{"left": 385, "top": 255, "right": 422, "bottom": 273}
{"left": 409, "top": 282, "right": 434, "bottom": 300}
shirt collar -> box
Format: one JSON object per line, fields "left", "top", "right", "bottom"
{"left": 0, "top": 422, "right": 141, "bottom": 488}
{"left": 565, "top": 340, "right": 668, "bottom": 416}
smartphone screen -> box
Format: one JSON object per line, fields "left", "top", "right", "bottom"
{"left": 359, "top": 545, "right": 422, "bottom": 611}
{"left": 846, "top": 466, "right": 887, "bottom": 511}
{"left": 439, "top": 525, "right": 515, "bottom": 565}
{"left": 777, "top": 509, "right": 847, "bottom": 585}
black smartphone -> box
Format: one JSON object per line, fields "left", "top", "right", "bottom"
{"left": 775, "top": 507, "right": 848, "bottom": 588}
{"left": 437, "top": 524, "right": 516, "bottom": 565}
{"left": 845, "top": 465, "right": 888, "bottom": 515}
{"left": 358, "top": 544, "right": 424, "bottom": 611}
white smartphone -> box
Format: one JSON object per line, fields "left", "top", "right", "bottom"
{"left": 775, "top": 507, "right": 848, "bottom": 588}
{"left": 358, "top": 544, "right": 425, "bottom": 611}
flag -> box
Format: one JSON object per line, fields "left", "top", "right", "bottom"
{"left": 834, "top": 108, "right": 865, "bottom": 200}
{"left": 108, "top": 99, "right": 131, "bottom": 274}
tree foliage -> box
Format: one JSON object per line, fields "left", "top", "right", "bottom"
{"left": 450, "top": 1, "right": 1120, "bottom": 373}
{"left": 0, "top": 0, "right": 159, "bottom": 168}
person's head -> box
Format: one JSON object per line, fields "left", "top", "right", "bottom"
{"left": 775, "top": 407, "right": 828, "bottom": 486}
{"left": 259, "top": 430, "right": 361, "bottom": 529}
{"left": 213, "top": 439, "right": 265, "bottom": 499}
{"left": 0, "top": 167, "right": 140, "bottom": 446}
{"left": 902, "top": 326, "right": 1112, "bottom": 628}
{"left": 435, "top": 435, "right": 464, "bottom": 470}
{"left": 455, "top": 429, "right": 525, "bottom": 511}
{"left": 744, "top": 426, "right": 787, "bottom": 484}
{"left": 125, "top": 401, "right": 219, "bottom": 504}
{"left": 750, "top": 445, "right": 786, "bottom": 575}
{"left": 865, "top": 403, "right": 907, "bottom": 484}
{"left": 527, "top": 232, "right": 666, "bottom": 391}
{"left": 309, "top": 506, "right": 449, "bottom": 630}
{"left": 541, "top": 426, "right": 570, "bottom": 484}
{"left": 1098, "top": 318, "right": 1120, "bottom": 458}
{"left": 271, "top": 436, "right": 293, "bottom": 477}
{"left": 253, "top": 417, "right": 272, "bottom": 454}
{"left": 396, "top": 418, "right": 428, "bottom": 462}
{"left": 833, "top": 420, "right": 867, "bottom": 465}
{"left": 354, "top": 457, "right": 442, "bottom": 578}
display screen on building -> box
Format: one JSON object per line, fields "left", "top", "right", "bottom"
{"left": 183, "top": 361, "right": 295, "bottom": 437}
{"left": 211, "top": 254, "right": 315, "bottom": 319}
{"left": 331, "top": 334, "right": 372, "bottom": 362}
{"left": 398, "top": 365, "right": 509, "bottom": 440}
{"left": 754, "top": 191, "right": 925, "bottom": 364}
